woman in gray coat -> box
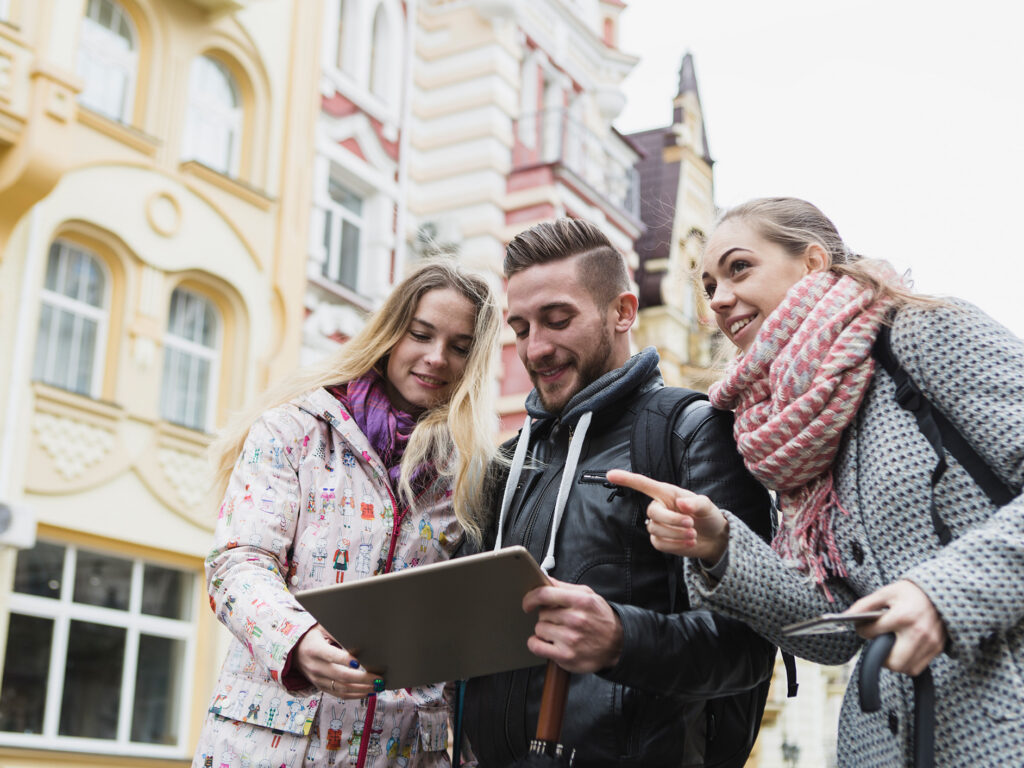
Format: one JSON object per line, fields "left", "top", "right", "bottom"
{"left": 610, "top": 197, "right": 1024, "bottom": 766}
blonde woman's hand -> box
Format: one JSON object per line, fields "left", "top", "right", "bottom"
{"left": 293, "top": 624, "right": 379, "bottom": 699}
{"left": 846, "top": 580, "right": 947, "bottom": 677}
{"left": 606, "top": 469, "right": 729, "bottom": 562}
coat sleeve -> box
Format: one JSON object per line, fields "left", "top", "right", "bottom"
{"left": 601, "top": 403, "right": 777, "bottom": 697}
{"left": 205, "top": 406, "right": 319, "bottom": 688}
{"left": 893, "top": 300, "right": 1024, "bottom": 663}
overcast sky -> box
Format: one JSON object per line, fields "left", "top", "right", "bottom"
{"left": 615, "top": 0, "right": 1024, "bottom": 336}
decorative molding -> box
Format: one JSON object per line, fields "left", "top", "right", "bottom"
{"left": 179, "top": 159, "right": 275, "bottom": 211}
{"left": 157, "top": 445, "right": 207, "bottom": 514}
{"left": 33, "top": 411, "right": 115, "bottom": 481}
{"left": 145, "top": 191, "right": 182, "bottom": 237}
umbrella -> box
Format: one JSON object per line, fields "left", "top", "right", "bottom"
{"left": 512, "top": 660, "right": 576, "bottom": 767}
{"left": 859, "top": 633, "right": 935, "bottom": 768}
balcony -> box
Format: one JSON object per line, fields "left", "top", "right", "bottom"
{"left": 512, "top": 108, "right": 640, "bottom": 220}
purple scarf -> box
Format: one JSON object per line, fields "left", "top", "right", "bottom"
{"left": 329, "top": 370, "right": 417, "bottom": 489}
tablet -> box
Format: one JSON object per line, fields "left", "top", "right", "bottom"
{"left": 295, "top": 545, "right": 548, "bottom": 690}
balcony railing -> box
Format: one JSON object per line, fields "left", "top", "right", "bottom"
{"left": 512, "top": 108, "right": 640, "bottom": 219}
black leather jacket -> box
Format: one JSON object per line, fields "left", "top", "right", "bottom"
{"left": 463, "top": 375, "right": 774, "bottom": 767}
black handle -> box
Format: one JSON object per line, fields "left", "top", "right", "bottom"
{"left": 858, "top": 633, "right": 895, "bottom": 712}
{"left": 858, "top": 632, "right": 935, "bottom": 768}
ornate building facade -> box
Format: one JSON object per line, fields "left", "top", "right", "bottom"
{"left": 0, "top": 0, "right": 320, "bottom": 764}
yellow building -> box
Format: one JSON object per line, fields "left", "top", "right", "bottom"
{"left": 0, "top": 1, "right": 321, "bottom": 765}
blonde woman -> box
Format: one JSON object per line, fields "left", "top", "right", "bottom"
{"left": 193, "top": 260, "right": 500, "bottom": 768}
{"left": 611, "top": 197, "right": 1024, "bottom": 766}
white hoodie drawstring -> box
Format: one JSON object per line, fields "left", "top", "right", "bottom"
{"left": 493, "top": 411, "right": 593, "bottom": 575}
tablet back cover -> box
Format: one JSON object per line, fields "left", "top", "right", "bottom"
{"left": 295, "top": 545, "right": 547, "bottom": 689}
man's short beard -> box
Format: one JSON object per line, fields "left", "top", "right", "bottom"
{"left": 535, "top": 326, "right": 613, "bottom": 414}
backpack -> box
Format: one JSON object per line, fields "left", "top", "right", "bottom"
{"left": 872, "top": 324, "right": 1017, "bottom": 540}
{"left": 629, "top": 386, "right": 795, "bottom": 768}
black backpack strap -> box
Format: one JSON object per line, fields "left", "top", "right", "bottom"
{"left": 630, "top": 386, "right": 708, "bottom": 615}
{"left": 629, "top": 387, "right": 798, "bottom": 699}
{"left": 872, "top": 324, "right": 1015, "bottom": 547}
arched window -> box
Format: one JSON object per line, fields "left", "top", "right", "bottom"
{"left": 32, "top": 240, "right": 108, "bottom": 397}
{"left": 181, "top": 56, "right": 241, "bottom": 176}
{"left": 160, "top": 288, "right": 219, "bottom": 432}
{"left": 368, "top": 5, "right": 390, "bottom": 103}
{"left": 76, "top": 0, "right": 138, "bottom": 122}
{"left": 335, "top": 0, "right": 347, "bottom": 71}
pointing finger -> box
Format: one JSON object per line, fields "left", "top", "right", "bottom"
{"left": 606, "top": 469, "right": 691, "bottom": 504}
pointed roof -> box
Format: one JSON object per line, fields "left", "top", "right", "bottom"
{"left": 677, "top": 51, "right": 699, "bottom": 97}
{"left": 674, "top": 52, "right": 711, "bottom": 163}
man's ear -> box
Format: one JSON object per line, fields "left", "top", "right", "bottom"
{"left": 804, "top": 243, "right": 830, "bottom": 274}
{"left": 611, "top": 292, "right": 639, "bottom": 332}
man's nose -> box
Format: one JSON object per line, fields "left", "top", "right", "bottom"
{"left": 524, "top": 329, "right": 555, "bottom": 362}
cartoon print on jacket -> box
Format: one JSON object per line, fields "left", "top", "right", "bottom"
{"left": 193, "top": 389, "right": 464, "bottom": 768}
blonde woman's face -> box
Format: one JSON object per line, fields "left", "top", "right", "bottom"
{"left": 383, "top": 288, "right": 475, "bottom": 415}
{"left": 701, "top": 220, "right": 820, "bottom": 352}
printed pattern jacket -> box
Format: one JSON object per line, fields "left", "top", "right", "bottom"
{"left": 193, "top": 388, "right": 462, "bottom": 768}
{"left": 687, "top": 300, "right": 1024, "bottom": 766}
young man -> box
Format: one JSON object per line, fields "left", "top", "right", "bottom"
{"left": 462, "top": 218, "right": 776, "bottom": 767}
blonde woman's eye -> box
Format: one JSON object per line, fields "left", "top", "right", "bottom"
{"left": 730, "top": 260, "right": 750, "bottom": 275}
{"left": 703, "top": 283, "right": 716, "bottom": 299}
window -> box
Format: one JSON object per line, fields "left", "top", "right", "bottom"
{"left": 320, "top": 176, "right": 364, "bottom": 291}
{"left": 32, "top": 240, "right": 108, "bottom": 397}
{"left": 368, "top": 5, "right": 389, "bottom": 102}
{"left": 160, "top": 288, "right": 219, "bottom": 432}
{"left": 181, "top": 55, "right": 241, "bottom": 176}
{"left": 76, "top": 0, "right": 137, "bottom": 123}
{"left": 335, "top": 0, "right": 347, "bottom": 71}
{"left": 0, "top": 541, "right": 195, "bottom": 756}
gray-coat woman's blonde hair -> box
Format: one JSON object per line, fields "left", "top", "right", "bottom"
{"left": 207, "top": 258, "right": 502, "bottom": 544}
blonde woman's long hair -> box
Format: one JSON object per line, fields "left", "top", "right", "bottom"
{"left": 207, "top": 259, "right": 502, "bottom": 544}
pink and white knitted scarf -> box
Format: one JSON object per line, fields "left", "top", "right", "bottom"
{"left": 709, "top": 269, "right": 897, "bottom": 591}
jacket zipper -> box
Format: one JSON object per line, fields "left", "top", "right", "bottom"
{"left": 357, "top": 482, "right": 404, "bottom": 768}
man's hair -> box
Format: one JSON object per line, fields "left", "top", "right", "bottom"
{"left": 504, "top": 217, "right": 629, "bottom": 309}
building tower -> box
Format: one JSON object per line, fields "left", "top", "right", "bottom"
{"left": 628, "top": 52, "right": 720, "bottom": 390}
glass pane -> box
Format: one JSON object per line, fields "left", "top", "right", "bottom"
{"left": 161, "top": 347, "right": 188, "bottom": 426}
{"left": 54, "top": 307, "right": 77, "bottom": 390}
{"left": 59, "top": 620, "right": 124, "bottom": 739}
{"left": 339, "top": 219, "right": 360, "bottom": 289}
{"left": 32, "top": 303, "right": 54, "bottom": 384}
{"left": 201, "top": 302, "right": 217, "bottom": 348}
{"left": 74, "top": 317, "right": 98, "bottom": 395}
{"left": 44, "top": 243, "right": 61, "bottom": 291}
{"left": 0, "top": 614, "right": 53, "bottom": 734}
{"left": 130, "top": 634, "right": 183, "bottom": 745}
{"left": 141, "top": 564, "right": 192, "bottom": 620}
{"left": 328, "top": 178, "right": 362, "bottom": 214}
{"left": 13, "top": 541, "right": 65, "bottom": 598}
{"left": 187, "top": 357, "right": 210, "bottom": 431}
{"left": 73, "top": 549, "right": 132, "bottom": 610}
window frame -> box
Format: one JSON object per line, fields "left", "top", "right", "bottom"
{"left": 181, "top": 54, "right": 242, "bottom": 177}
{"left": 33, "top": 240, "right": 110, "bottom": 399}
{"left": 0, "top": 542, "right": 200, "bottom": 759}
{"left": 317, "top": 169, "right": 366, "bottom": 293}
{"left": 160, "top": 287, "right": 221, "bottom": 433}
{"left": 76, "top": 0, "right": 139, "bottom": 124}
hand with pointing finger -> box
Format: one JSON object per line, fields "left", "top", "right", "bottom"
{"left": 606, "top": 469, "right": 730, "bottom": 563}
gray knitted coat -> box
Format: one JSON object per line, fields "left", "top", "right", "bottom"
{"left": 686, "top": 300, "right": 1024, "bottom": 766}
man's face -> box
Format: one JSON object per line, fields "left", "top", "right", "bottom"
{"left": 506, "top": 258, "right": 616, "bottom": 414}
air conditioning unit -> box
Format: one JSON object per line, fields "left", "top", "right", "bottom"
{"left": 0, "top": 501, "right": 36, "bottom": 550}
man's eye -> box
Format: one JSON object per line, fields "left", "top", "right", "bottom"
{"left": 548, "top": 319, "right": 569, "bottom": 329}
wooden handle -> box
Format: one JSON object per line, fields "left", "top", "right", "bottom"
{"left": 536, "top": 660, "right": 570, "bottom": 742}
